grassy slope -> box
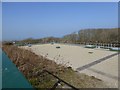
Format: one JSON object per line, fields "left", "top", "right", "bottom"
{"left": 2, "top": 45, "right": 108, "bottom": 88}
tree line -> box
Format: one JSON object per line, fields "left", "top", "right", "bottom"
{"left": 6, "top": 28, "right": 119, "bottom": 47}
{"left": 62, "top": 28, "right": 119, "bottom": 46}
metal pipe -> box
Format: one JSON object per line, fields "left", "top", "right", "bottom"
{"left": 43, "top": 70, "right": 79, "bottom": 90}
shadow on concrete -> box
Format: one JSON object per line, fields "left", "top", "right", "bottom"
{"left": 88, "top": 68, "right": 118, "bottom": 80}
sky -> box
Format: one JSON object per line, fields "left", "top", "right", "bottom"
{"left": 0, "top": 2, "right": 2, "bottom": 41}
{"left": 2, "top": 2, "right": 118, "bottom": 41}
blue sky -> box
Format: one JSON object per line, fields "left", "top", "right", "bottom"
{"left": 0, "top": 3, "right": 2, "bottom": 41}
{"left": 2, "top": 2, "right": 118, "bottom": 40}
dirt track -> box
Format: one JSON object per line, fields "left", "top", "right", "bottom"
{"left": 21, "top": 44, "right": 118, "bottom": 88}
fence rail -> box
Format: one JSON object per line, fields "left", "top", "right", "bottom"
{"left": 38, "top": 70, "right": 79, "bottom": 90}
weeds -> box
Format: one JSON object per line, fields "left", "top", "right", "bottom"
{"left": 2, "top": 45, "right": 108, "bottom": 88}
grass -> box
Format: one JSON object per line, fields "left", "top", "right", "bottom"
{"left": 2, "top": 45, "right": 108, "bottom": 88}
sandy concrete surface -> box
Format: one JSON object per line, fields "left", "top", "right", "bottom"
{"left": 21, "top": 44, "right": 118, "bottom": 88}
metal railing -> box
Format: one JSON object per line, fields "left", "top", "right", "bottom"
{"left": 37, "top": 70, "right": 79, "bottom": 90}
